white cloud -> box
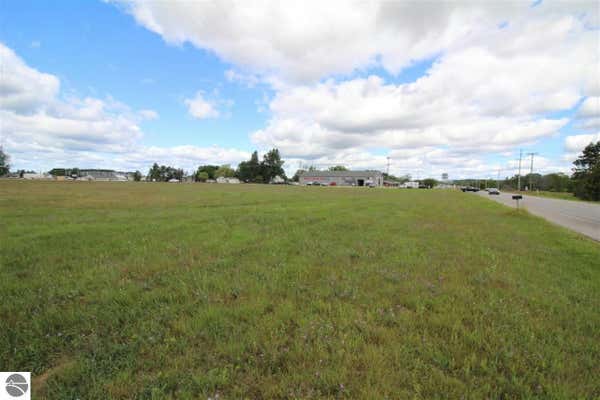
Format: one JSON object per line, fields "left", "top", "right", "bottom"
{"left": 184, "top": 91, "right": 220, "bottom": 119}
{"left": 0, "top": 44, "right": 59, "bottom": 113}
{"left": 111, "top": 1, "right": 597, "bottom": 178}
{"left": 577, "top": 96, "right": 600, "bottom": 118}
{"left": 565, "top": 133, "right": 600, "bottom": 153}
{"left": 113, "top": 1, "right": 598, "bottom": 83}
{"left": 251, "top": 75, "right": 568, "bottom": 158}
{"left": 0, "top": 44, "right": 146, "bottom": 155}
{"left": 0, "top": 42, "right": 248, "bottom": 172}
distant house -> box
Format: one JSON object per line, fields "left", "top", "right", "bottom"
{"left": 216, "top": 177, "right": 240, "bottom": 184}
{"left": 299, "top": 170, "right": 383, "bottom": 187}
{"left": 271, "top": 175, "right": 285, "bottom": 184}
{"left": 23, "top": 173, "right": 51, "bottom": 180}
{"left": 76, "top": 169, "right": 127, "bottom": 181}
{"left": 400, "top": 181, "right": 420, "bottom": 189}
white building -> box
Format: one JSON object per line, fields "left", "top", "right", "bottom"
{"left": 299, "top": 170, "right": 383, "bottom": 187}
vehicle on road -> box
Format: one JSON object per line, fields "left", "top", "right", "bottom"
{"left": 461, "top": 186, "right": 479, "bottom": 192}
{"left": 488, "top": 188, "right": 500, "bottom": 195}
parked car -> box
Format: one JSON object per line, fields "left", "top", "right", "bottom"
{"left": 488, "top": 188, "right": 500, "bottom": 195}
{"left": 461, "top": 186, "right": 479, "bottom": 192}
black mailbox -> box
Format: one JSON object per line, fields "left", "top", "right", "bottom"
{"left": 512, "top": 195, "right": 523, "bottom": 200}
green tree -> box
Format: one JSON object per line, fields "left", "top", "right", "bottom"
{"left": 261, "top": 148, "right": 285, "bottom": 183}
{"left": 146, "top": 164, "right": 183, "bottom": 182}
{"left": 540, "top": 173, "right": 572, "bottom": 192}
{"left": 572, "top": 141, "right": 600, "bottom": 201}
{"left": 133, "top": 171, "right": 142, "bottom": 181}
{"left": 195, "top": 165, "right": 219, "bottom": 181}
{"left": 0, "top": 147, "right": 9, "bottom": 176}
{"left": 196, "top": 171, "right": 209, "bottom": 182}
{"left": 328, "top": 165, "right": 348, "bottom": 171}
{"left": 422, "top": 178, "right": 438, "bottom": 188}
{"left": 49, "top": 168, "right": 67, "bottom": 177}
{"left": 148, "top": 163, "right": 161, "bottom": 181}
{"left": 215, "top": 164, "right": 236, "bottom": 178}
{"left": 237, "top": 151, "right": 261, "bottom": 182}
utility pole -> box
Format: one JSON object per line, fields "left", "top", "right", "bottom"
{"left": 517, "top": 149, "right": 523, "bottom": 191}
{"left": 527, "top": 152, "right": 538, "bottom": 191}
{"left": 497, "top": 168, "right": 501, "bottom": 189}
{"left": 386, "top": 157, "right": 390, "bottom": 177}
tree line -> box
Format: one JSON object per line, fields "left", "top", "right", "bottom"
{"left": 0, "top": 142, "right": 598, "bottom": 200}
{"left": 453, "top": 141, "right": 599, "bottom": 201}
{"left": 150, "top": 148, "right": 286, "bottom": 183}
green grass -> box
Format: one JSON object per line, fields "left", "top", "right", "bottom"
{"left": 505, "top": 189, "right": 592, "bottom": 202}
{"left": 1, "top": 181, "right": 599, "bottom": 399}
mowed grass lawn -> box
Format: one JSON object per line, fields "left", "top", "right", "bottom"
{"left": 1, "top": 181, "right": 599, "bottom": 399}
{"left": 505, "top": 190, "right": 590, "bottom": 202}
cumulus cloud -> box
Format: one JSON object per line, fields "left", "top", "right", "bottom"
{"left": 0, "top": 42, "right": 248, "bottom": 172}
{"left": 251, "top": 75, "right": 569, "bottom": 158}
{"left": 565, "top": 133, "right": 600, "bottom": 153}
{"left": 0, "top": 43, "right": 59, "bottom": 113}
{"left": 0, "top": 42, "right": 146, "bottom": 155}
{"left": 185, "top": 91, "right": 220, "bottom": 119}
{"left": 113, "top": 0, "right": 598, "bottom": 83}
{"left": 110, "top": 0, "right": 598, "bottom": 178}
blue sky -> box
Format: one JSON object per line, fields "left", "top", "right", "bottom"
{"left": 0, "top": 1, "right": 598, "bottom": 178}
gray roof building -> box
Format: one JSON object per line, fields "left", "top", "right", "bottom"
{"left": 299, "top": 170, "right": 383, "bottom": 187}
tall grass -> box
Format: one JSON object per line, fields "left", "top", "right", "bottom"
{"left": 1, "top": 181, "right": 599, "bottom": 399}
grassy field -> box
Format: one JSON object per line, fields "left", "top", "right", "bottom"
{"left": 1, "top": 181, "right": 599, "bottom": 399}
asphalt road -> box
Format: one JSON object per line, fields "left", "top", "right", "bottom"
{"left": 475, "top": 191, "right": 600, "bottom": 241}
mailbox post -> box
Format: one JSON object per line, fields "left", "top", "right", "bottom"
{"left": 512, "top": 194, "right": 523, "bottom": 210}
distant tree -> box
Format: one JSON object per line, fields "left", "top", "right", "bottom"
{"left": 382, "top": 173, "right": 409, "bottom": 183}
{"left": 237, "top": 151, "right": 261, "bottom": 182}
{"left": 215, "top": 164, "right": 236, "bottom": 178}
{"left": 422, "top": 178, "right": 438, "bottom": 188}
{"left": 572, "top": 141, "right": 600, "bottom": 201}
{"left": 540, "top": 173, "right": 572, "bottom": 192}
{"left": 148, "top": 163, "right": 160, "bottom": 181}
{"left": 292, "top": 169, "right": 306, "bottom": 182}
{"left": 328, "top": 165, "right": 348, "bottom": 171}
{"left": 261, "top": 148, "right": 285, "bottom": 182}
{"left": 18, "top": 169, "right": 25, "bottom": 178}
{"left": 133, "top": 170, "right": 142, "bottom": 181}
{"left": 147, "top": 163, "right": 183, "bottom": 182}
{"left": 196, "top": 171, "right": 209, "bottom": 182}
{"left": 236, "top": 149, "right": 286, "bottom": 183}
{"left": 0, "top": 147, "right": 9, "bottom": 176}
{"left": 308, "top": 165, "right": 317, "bottom": 171}
{"left": 49, "top": 168, "right": 67, "bottom": 177}
{"left": 195, "top": 165, "right": 219, "bottom": 181}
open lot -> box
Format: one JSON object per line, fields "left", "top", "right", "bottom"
{"left": 1, "top": 181, "right": 599, "bottom": 399}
